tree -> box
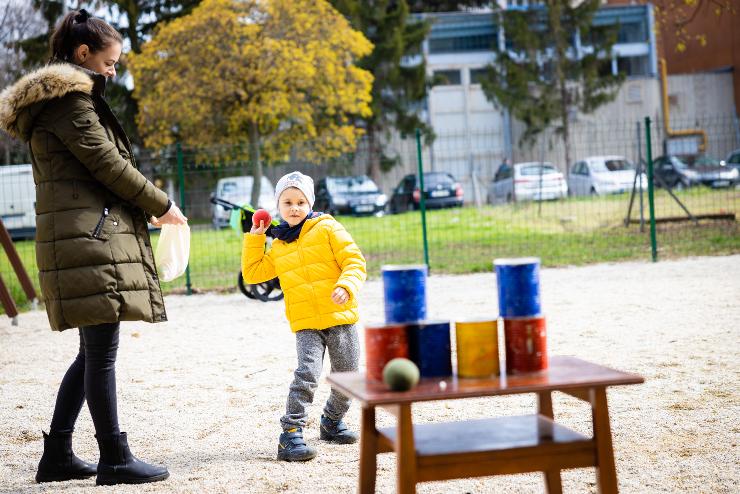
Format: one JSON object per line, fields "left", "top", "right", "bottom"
{"left": 329, "top": 0, "right": 431, "bottom": 184}
{"left": 651, "top": 0, "right": 735, "bottom": 53}
{"left": 0, "top": 0, "right": 46, "bottom": 163}
{"left": 129, "top": 0, "right": 373, "bottom": 207}
{"left": 16, "top": 1, "right": 201, "bottom": 141}
{"left": 481, "top": 1, "right": 624, "bottom": 174}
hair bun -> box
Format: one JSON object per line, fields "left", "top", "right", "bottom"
{"left": 74, "top": 9, "right": 91, "bottom": 23}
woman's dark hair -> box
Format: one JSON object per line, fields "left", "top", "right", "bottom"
{"left": 49, "top": 9, "right": 123, "bottom": 63}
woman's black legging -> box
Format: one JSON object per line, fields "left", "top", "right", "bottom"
{"left": 49, "top": 322, "right": 120, "bottom": 436}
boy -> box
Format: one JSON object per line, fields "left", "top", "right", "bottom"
{"left": 242, "top": 171, "right": 366, "bottom": 461}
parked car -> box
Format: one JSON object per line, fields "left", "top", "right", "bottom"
{"left": 568, "top": 156, "right": 647, "bottom": 196}
{"left": 0, "top": 164, "right": 36, "bottom": 240}
{"left": 210, "top": 175, "right": 277, "bottom": 228}
{"left": 488, "top": 162, "right": 567, "bottom": 204}
{"left": 652, "top": 155, "right": 738, "bottom": 189}
{"left": 388, "top": 172, "right": 464, "bottom": 213}
{"left": 723, "top": 148, "right": 740, "bottom": 173}
{"left": 314, "top": 175, "right": 387, "bottom": 216}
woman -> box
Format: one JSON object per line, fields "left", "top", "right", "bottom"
{"left": 0, "top": 9, "right": 186, "bottom": 486}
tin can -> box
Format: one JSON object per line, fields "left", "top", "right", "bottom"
{"left": 494, "top": 257, "right": 541, "bottom": 317}
{"left": 382, "top": 264, "right": 428, "bottom": 324}
{"left": 503, "top": 316, "right": 548, "bottom": 373}
{"left": 455, "top": 319, "right": 500, "bottom": 378}
{"left": 364, "top": 323, "right": 409, "bottom": 382}
{"left": 407, "top": 320, "right": 452, "bottom": 378}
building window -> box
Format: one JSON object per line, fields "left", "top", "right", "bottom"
{"left": 470, "top": 67, "right": 491, "bottom": 85}
{"left": 429, "top": 34, "right": 496, "bottom": 54}
{"left": 618, "top": 20, "right": 647, "bottom": 43}
{"left": 433, "top": 69, "right": 462, "bottom": 86}
{"left": 617, "top": 55, "right": 649, "bottom": 77}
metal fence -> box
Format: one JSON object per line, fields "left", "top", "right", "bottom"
{"left": 1, "top": 115, "right": 738, "bottom": 308}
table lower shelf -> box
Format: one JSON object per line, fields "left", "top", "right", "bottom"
{"left": 376, "top": 414, "right": 597, "bottom": 482}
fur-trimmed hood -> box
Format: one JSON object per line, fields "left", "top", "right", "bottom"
{"left": 0, "top": 63, "right": 104, "bottom": 140}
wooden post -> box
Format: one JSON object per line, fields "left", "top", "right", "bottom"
{"left": 0, "top": 274, "right": 19, "bottom": 325}
{"left": 0, "top": 218, "right": 37, "bottom": 304}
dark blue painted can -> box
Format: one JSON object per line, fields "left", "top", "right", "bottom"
{"left": 407, "top": 320, "right": 452, "bottom": 378}
{"left": 382, "top": 265, "right": 428, "bottom": 324}
{"left": 494, "top": 257, "right": 541, "bottom": 317}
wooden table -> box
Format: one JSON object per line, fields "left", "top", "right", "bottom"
{"left": 327, "top": 356, "right": 643, "bottom": 494}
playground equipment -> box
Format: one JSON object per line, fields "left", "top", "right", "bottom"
{"left": 0, "top": 218, "right": 37, "bottom": 325}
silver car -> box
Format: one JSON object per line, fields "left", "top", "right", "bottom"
{"left": 568, "top": 156, "right": 648, "bottom": 196}
{"left": 211, "top": 176, "right": 277, "bottom": 228}
{"left": 488, "top": 162, "right": 568, "bottom": 204}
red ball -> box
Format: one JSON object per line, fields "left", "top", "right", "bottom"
{"left": 252, "top": 209, "right": 272, "bottom": 227}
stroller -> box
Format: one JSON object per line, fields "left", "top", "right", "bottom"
{"left": 209, "top": 197, "right": 284, "bottom": 302}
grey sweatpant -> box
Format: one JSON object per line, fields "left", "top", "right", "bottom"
{"left": 280, "top": 324, "right": 360, "bottom": 430}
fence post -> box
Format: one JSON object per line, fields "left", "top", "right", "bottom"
{"left": 644, "top": 117, "right": 658, "bottom": 262}
{"left": 415, "top": 129, "right": 430, "bottom": 269}
{"left": 176, "top": 142, "right": 193, "bottom": 294}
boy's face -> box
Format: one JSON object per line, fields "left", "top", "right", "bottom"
{"left": 279, "top": 187, "right": 311, "bottom": 227}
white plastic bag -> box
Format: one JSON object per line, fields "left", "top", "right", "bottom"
{"left": 155, "top": 223, "right": 190, "bottom": 282}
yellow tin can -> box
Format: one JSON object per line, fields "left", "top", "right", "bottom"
{"left": 455, "top": 319, "right": 500, "bottom": 377}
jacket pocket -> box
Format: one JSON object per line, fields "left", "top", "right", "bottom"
{"left": 72, "top": 115, "right": 98, "bottom": 130}
{"left": 92, "top": 207, "right": 112, "bottom": 240}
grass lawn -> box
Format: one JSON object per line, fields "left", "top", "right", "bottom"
{"left": 2, "top": 187, "right": 738, "bottom": 312}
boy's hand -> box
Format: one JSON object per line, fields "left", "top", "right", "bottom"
{"left": 331, "top": 287, "right": 349, "bottom": 305}
{"left": 250, "top": 220, "right": 269, "bottom": 234}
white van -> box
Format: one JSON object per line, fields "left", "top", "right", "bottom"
{"left": 0, "top": 164, "right": 36, "bottom": 239}
{"left": 210, "top": 175, "right": 278, "bottom": 228}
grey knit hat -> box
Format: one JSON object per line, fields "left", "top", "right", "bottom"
{"left": 274, "top": 171, "right": 315, "bottom": 208}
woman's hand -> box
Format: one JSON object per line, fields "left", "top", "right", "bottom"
{"left": 250, "top": 220, "right": 269, "bottom": 235}
{"left": 331, "top": 287, "right": 349, "bottom": 305}
{"left": 150, "top": 203, "right": 188, "bottom": 227}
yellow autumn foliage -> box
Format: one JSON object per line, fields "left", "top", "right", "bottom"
{"left": 129, "top": 0, "right": 373, "bottom": 163}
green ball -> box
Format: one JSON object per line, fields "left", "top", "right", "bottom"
{"left": 382, "top": 358, "right": 420, "bottom": 391}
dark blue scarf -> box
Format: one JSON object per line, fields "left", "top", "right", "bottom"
{"left": 271, "top": 211, "right": 322, "bottom": 243}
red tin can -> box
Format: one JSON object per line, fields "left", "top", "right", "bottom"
{"left": 503, "top": 316, "right": 548, "bottom": 373}
{"left": 364, "top": 323, "right": 409, "bottom": 381}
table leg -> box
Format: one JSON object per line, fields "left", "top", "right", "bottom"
{"left": 538, "top": 391, "right": 562, "bottom": 494}
{"left": 394, "top": 403, "right": 417, "bottom": 494}
{"left": 537, "top": 391, "right": 554, "bottom": 418}
{"left": 592, "top": 387, "right": 618, "bottom": 494}
{"left": 359, "top": 405, "right": 377, "bottom": 494}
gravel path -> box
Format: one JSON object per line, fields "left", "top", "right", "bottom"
{"left": 1, "top": 255, "right": 738, "bottom": 493}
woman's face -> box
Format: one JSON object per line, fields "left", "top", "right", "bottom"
{"left": 278, "top": 187, "right": 311, "bottom": 227}
{"left": 74, "top": 41, "right": 122, "bottom": 79}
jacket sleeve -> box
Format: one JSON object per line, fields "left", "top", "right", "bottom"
{"left": 46, "top": 92, "right": 170, "bottom": 217}
{"left": 242, "top": 233, "right": 277, "bottom": 284}
{"left": 328, "top": 221, "right": 366, "bottom": 302}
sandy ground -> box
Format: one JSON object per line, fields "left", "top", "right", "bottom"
{"left": 0, "top": 255, "right": 738, "bottom": 494}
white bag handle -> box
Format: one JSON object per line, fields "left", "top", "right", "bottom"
{"left": 154, "top": 223, "right": 191, "bottom": 282}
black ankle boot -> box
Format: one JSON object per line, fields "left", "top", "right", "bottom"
{"left": 95, "top": 432, "right": 169, "bottom": 485}
{"left": 35, "top": 431, "right": 97, "bottom": 483}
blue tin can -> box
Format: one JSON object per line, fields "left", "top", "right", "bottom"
{"left": 494, "top": 257, "right": 541, "bottom": 317}
{"left": 407, "top": 320, "right": 452, "bottom": 378}
{"left": 382, "top": 264, "right": 428, "bottom": 324}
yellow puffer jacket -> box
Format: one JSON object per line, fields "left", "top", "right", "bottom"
{"left": 242, "top": 215, "right": 366, "bottom": 332}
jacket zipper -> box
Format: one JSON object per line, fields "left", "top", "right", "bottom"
{"left": 93, "top": 207, "right": 109, "bottom": 238}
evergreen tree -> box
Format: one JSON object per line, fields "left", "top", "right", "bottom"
{"left": 480, "top": 0, "right": 624, "bottom": 174}
{"left": 329, "top": 0, "right": 431, "bottom": 183}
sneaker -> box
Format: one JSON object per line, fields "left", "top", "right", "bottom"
{"left": 277, "top": 428, "right": 317, "bottom": 462}
{"left": 319, "top": 415, "right": 359, "bottom": 444}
